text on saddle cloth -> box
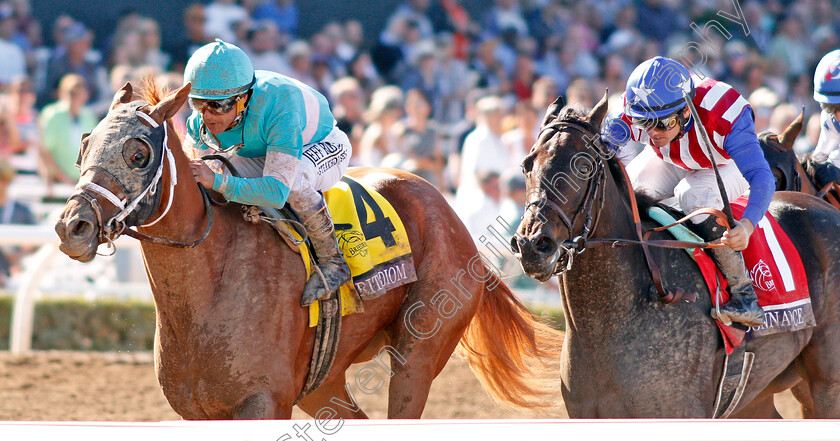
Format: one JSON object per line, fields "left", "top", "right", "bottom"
{"left": 325, "top": 176, "right": 417, "bottom": 298}
{"left": 648, "top": 195, "right": 814, "bottom": 353}
{"left": 305, "top": 176, "right": 417, "bottom": 327}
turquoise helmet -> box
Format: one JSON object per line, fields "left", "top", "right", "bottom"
{"left": 184, "top": 39, "right": 255, "bottom": 99}
{"left": 814, "top": 49, "right": 840, "bottom": 105}
{"left": 624, "top": 56, "right": 694, "bottom": 120}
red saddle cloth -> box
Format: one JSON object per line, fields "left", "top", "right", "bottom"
{"left": 693, "top": 196, "right": 815, "bottom": 353}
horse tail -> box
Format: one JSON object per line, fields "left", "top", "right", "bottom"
{"left": 457, "top": 272, "right": 564, "bottom": 409}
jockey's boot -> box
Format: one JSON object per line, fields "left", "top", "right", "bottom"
{"left": 299, "top": 196, "right": 352, "bottom": 307}
{"left": 697, "top": 218, "right": 765, "bottom": 327}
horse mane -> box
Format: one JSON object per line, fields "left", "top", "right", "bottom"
{"left": 138, "top": 75, "right": 166, "bottom": 105}
{"left": 546, "top": 102, "right": 644, "bottom": 215}
{"left": 554, "top": 104, "right": 590, "bottom": 126}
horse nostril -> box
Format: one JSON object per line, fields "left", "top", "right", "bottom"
{"left": 69, "top": 219, "right": 93, "bottom": 240}
{"left": 510, "top": 236, "right": 522, "bottom": 254}
{"left": 535, "top": 235, "right": 557, "bottom": 255}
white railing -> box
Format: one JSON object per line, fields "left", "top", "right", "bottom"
{"left": 3, "top": 224, "right": 146, "bottom": 354}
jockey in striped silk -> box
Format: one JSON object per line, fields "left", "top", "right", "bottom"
{"left": 185, "top": 40, "right": 352, "bottom": 306}
{"left": 602, "top": 56, "right": 775, "bottom": 327}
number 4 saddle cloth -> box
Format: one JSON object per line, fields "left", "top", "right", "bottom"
{"left": 302, "top": 176, "right": 417, "bottom": 327}
{"left": 648, "top": 195, "right": 815, "bottom": 353}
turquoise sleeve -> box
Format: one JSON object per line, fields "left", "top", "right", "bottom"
{"left": 211, "top": 173, "right": 291, "bottom": 208}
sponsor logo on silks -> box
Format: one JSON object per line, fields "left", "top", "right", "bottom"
{"left": 750, "top": 259, "right": 775, "bottom": 292}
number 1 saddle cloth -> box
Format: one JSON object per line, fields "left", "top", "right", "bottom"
{"left": 648, "top": 195, "right": 814, "bottom": 353}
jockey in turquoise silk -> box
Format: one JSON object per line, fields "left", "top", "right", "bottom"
{"left": 185, "top": 39, "right": 352, "bottom": 306}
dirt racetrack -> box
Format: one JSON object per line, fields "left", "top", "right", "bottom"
{"left": 0, "top": 351, "right": 801, "bottom": 420}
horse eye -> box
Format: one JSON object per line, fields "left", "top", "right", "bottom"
{"left": 123, "top": 140, "right": 151, "bottom": 169}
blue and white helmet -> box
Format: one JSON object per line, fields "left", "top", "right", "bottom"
{"left": 814, "top": 49, "right": 840, "bottom": 105}
{"left": 624, "top": 56, "right": 694, "bottom": 120}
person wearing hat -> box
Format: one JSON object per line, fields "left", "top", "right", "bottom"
{"left": 602, "top": 56, "right": 775, "bottom": 327}
{"left": 185, "top": 39, "right": 352, "bottom": 306}
{"left": 41, "top": 21, "right": 105, "bottom": 109}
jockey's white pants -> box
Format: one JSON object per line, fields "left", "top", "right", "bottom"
{"left": 627, "top": 146, "right": 749, "bottom": 223}
{"left": 220, "top": 126, "right": 352, "bottom": 210}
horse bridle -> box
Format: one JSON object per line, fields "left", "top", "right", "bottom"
{"left": 522, "top": 119, "right": 608, "bottom": 275}
{"left": 521, "top": 116, "right": 731, "bottom": 303}
{"left": 71, "top": 109, "right": 214, "bottom": 250}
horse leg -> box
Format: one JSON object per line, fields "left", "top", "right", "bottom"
{"left": 791, "top": 380, "right": 815, "bottom": 418}
{"left": 731, "top": 394, "right": 782, "bottom": 419}
{"left": 233, "top": 390, "right": 291, "bottom": 419}
{"left": 297, "top": 373, "right": 369, "bottom": 419}
{"left": 384, "top": 278, "right": 477, "bottom": 418}
{"left": 798, "top": 326, "right": 840, "bottom": 418}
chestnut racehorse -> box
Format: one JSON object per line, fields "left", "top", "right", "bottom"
{"left": 513, "top": 94, "right": 840, "bottom": 418}
{"left": 54, "top": 80, "right": 562, "bottom": 419}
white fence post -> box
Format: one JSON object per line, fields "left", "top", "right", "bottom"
{"left": 10, "top": 243, "right": 57, "bottom": 354}
{"left": 1, "top": 224, "right": 147, "bottom": 354}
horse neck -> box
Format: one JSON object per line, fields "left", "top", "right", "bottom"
{"left": 796, "top": 162, "right": 818, "bottom": 195}
{"left": 559, "top": 161, "right": 650, "bottom": 334}
{"left": 132, "top": 122, "right": 225, "bottom": 320}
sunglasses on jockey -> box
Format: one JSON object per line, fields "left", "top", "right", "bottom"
{"left": 630, "top": 107, "right": 685, "bottom": 132}
{"left": 189, "top": 93, "right": 247, "bottom": 115}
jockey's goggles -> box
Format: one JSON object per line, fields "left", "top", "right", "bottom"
{"left": 189, "top": 94, "right": 246, "bottom": 115}
{"left": 630, "top": 109, "right": 684, "bottom": 132}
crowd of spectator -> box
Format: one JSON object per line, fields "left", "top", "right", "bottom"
{"left": 0, "top": 0, "right": 836, "bottom": 280}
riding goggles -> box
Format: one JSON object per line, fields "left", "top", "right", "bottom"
{"left": 189, "top": 94, "right": 245, "bottom": 115}
{"left": 630, "top": 109, "right": 683, "bottom": 132}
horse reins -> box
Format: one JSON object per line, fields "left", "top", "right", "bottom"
{"left": 71, "top": 111, "right": 214, "bottom": 249}
{"left": 817, "top": 182, "right": 840, "bottom": 210}
{"left": 528, "top": 118, "right": 732, "bottom": 303}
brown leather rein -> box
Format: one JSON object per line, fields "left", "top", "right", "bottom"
{"left": 530, "top": 119, "right": 732, "bottom": 303}
{"left": 817, "top": 182, "right": 840, "bottom": 210}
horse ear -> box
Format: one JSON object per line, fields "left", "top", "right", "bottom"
{"left": 148, "top": 83, "right": 192, "bottom": 125}
{"left": 540, "top": 95, "right": 566, "bottom": 128}
{"left": 778, "top": 109, "right": 804, "bottom": 152}
{"left": 110, "top": 82, "right": 133, "bottom": 110}
{"left": 587, "top": 90, "right": 609, "bottom": 130}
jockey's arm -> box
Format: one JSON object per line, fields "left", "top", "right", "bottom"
{"left": 814, "top": 111, "right": 840, "bottom": 166}
{"left": 722, "top": 110, "right": 775, "bottom": 228}
{"left": 601, "top": 111, "right": 646, "bottom": 165}
{"left": 206, "top": 112, "right": 303, "bottom": 209}
{"left": 211, "top": 173, "right": 291, "bottom": 208}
